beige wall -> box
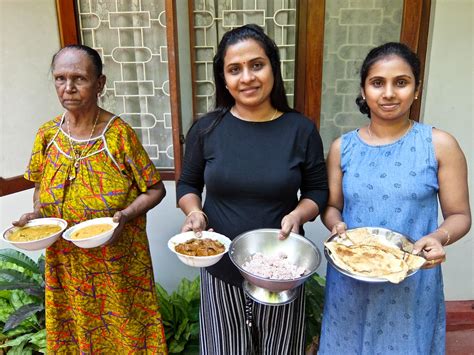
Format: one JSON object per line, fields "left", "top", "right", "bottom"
{"left": 0, "top": 0, "right": 61, "bottom": 177}
{"left": 0, "top": 0, "right": 472, "bottom": 298}
{"left": 422, "top": 0, "right": 473, "bottom": 299}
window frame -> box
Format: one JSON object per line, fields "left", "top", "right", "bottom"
{"left": 0, "top": 0, "right": 431, "bottom": 196}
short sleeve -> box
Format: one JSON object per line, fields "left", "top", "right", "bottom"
{"left": 24, "top": 120, "right": 58, "bottom": 183}
{"left": 300, "top": 125, "right": 329, "bottom": 211}
{"left": 111, "top": 119, "right": 161, "bottom": 192}
{"left": 176, "top": 118, "right": 207, "bottom": 201}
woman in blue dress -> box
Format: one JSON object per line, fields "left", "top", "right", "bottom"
{"left": 319, "top": 42, "right": 471, "bottom": 354}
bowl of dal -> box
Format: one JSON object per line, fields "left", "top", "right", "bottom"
{"left": 2, "top": 218, "right": 67, "bottom": 251}
{"left": 62, "top": 217, "right": 118, "bottom": 248}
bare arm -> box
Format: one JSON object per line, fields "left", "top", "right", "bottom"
{"left": 113, "top": 181, "right": 166, "bottom": 223}
{"left": 279, "top": 198, "right": 320, "bottom": 239}
{"left": 13, "top": 183, "right": 42, "bottom": 226}
{"left": 413, "top": 129, "right": 471, "bottom": 265}
{"left": 107, "top": 181, "right": 166, "bottom": 245}
{"left": 321, "top": 138, "right": 347, "bottom": 235}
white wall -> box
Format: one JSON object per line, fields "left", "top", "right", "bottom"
{"left": 0, "top": 0, "right": 62, "bottom": 177}
{"left": 422, "top": 0, "right": 473, "bottom": 300}
{"left": 0, "top": 0, "right": 472, "bottom": 298}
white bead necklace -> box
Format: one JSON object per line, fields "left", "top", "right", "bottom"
{"left": 66, "top": 108, "right": 100, "bottom": 180}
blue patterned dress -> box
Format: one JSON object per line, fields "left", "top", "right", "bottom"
{"left": 319, "top": 122, "right": 445, "bottom": 354}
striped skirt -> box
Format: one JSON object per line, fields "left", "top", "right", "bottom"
{"left": 200, "top": 269, "right": 306, "bottom": 355}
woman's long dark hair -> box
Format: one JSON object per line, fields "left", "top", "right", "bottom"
{"left": 356, "top": 42, "right": 421, "bottom": 118}
{"left": 201, "top": 24, "right": 292, "bottom": 133}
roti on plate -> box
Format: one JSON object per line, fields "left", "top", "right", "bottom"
{"left": 325, "top": 228, "right": 425, "bottom": 283}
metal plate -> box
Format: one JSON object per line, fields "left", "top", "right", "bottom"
{"left": 324, "top": 227, "right": 419, "bottom": 283}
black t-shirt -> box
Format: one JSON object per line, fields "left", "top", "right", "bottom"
{"left": 176, "top": 110, "right": 328, "bottom": 286}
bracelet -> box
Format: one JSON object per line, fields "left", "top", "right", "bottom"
{"left": 187, "top": 210, "right": 208, "bottom": 225}
{"left": 437, "top": 227, "right": 451, "bottom": 246}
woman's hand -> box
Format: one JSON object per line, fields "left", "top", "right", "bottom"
{"left": 12, "top": 211, "right": 41, "bottom": 227}
{"left": 413, "top": 236, "right": 446, "bottom": 269}
{"left": 279, "top": 212, "right": 300, "bottom": 240}
{"left": 181, "top": 211, "right": 208, "bottom": 236}
{"left": 102, "top": 210, "right": 129, "bottom": 246}
{"left": 331, "top": 221, "right": 347, "bottom": 236}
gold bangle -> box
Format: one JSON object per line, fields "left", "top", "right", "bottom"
{"left": 187, "top": 210, "right": 208, "bottom": 225}
{"left": 437, "top": 227, "right": 451, "bottom": 246}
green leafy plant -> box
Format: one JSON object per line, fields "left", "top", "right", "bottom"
{"left": 156, "top": 277, "right": 200, "bottom": 354}
{"left": 305, "top": 273, "right": 326, "bottom": 354}
{"left": 0, "top": 249, "right": 46, "bottom": 354}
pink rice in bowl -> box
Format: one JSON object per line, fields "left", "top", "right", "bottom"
{"left": 242, "top": 252, "right": 306, "bottom": 280}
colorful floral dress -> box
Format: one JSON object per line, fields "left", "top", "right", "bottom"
{"left": 25, "top": 114, "right": 167, "bottom": 354}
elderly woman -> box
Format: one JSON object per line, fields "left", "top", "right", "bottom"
{"left": 177, "top": 24, "right": 328, "bottom": 354}
{"left": 14, "top": 45, "right": 167, "bottom": 353}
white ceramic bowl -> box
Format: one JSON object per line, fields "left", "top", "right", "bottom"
{"left": 2, "top": 218, "right": 67, "bottom": 251}
{"left": 168, "top": 231, "right": 231, "bottom": 268}
{"left": 62, "top": 217, "right": 119, "bottom": 248}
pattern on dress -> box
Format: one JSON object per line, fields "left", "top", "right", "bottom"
{"left": 319, "top": 122, "right": 445, "bottom": 355}
{"left": 25, "top": 115, "right": 167, "bottom": 354}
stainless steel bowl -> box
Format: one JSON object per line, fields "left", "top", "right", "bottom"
{"left": 229, "top": 228, "right": 321, "bottom": 293}
{"left": 324, "top": 226, "right": 420, "bottom": 283}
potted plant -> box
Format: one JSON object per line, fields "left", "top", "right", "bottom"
{"left": 0, "top": 249, "right": 46, "bottom": 354}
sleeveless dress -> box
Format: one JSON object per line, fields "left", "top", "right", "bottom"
{"left": 319, "top": 122, "right": 445, "bottom": 355}
{"left": 25, "top": 114, "right": 167, "bottom": 354}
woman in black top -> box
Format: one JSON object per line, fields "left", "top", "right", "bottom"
{"left": 177, "top": 24, "right": 328, "bottom": 354}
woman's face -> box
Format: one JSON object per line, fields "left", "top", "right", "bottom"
{"left": 52, "top": 49, "right": 104, "bottom": 113}
{"left": 223, "top": 39, "right": 274, "bottom": 109}
{"left": 362, "top": 55, "right": 419, "bottom": 122}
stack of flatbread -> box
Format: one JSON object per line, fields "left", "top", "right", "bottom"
{"left": 325, "top": 228, "right": 425, "bottom": 284}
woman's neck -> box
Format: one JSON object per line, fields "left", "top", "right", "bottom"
{"left": 67, "top": 106, "right": 100, "bottom": 127}
{"left": 64, "top": 107, "right": 102, "bottom": 138}
{"left": 231, "top": 103, "right": 277, "bottom": 122}
{"left": 365, "top": 117, "right": 413, "bottom": 144}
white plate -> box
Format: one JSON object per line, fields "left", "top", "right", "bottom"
{"left": 168, "top": 231, "right": 231, "bottom": 268}
{"left": 2, "top": 218, "right": 67, "bottom": 251}
{"left": 62, "top": 217, "right": 119, "bottom": 248}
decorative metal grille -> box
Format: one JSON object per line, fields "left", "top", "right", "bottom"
{"left": 191, "top": 0, "right": 297, "bottom": 115}
{"left": 319, "top": 0, "right": 403, "bottom": 151}
{"left": 76, "top": 0, "right": 174, "bottom": 169}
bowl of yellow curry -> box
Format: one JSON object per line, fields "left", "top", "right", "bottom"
{"left": 2, "top": 218, "right": 67, "bottom": 251}
{"left": 62, "top": 217, "right": 118, "bottom": 248}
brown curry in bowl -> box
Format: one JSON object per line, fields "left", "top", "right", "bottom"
{"left": 175, "top": 238, "right": 225, "bottom": 256}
